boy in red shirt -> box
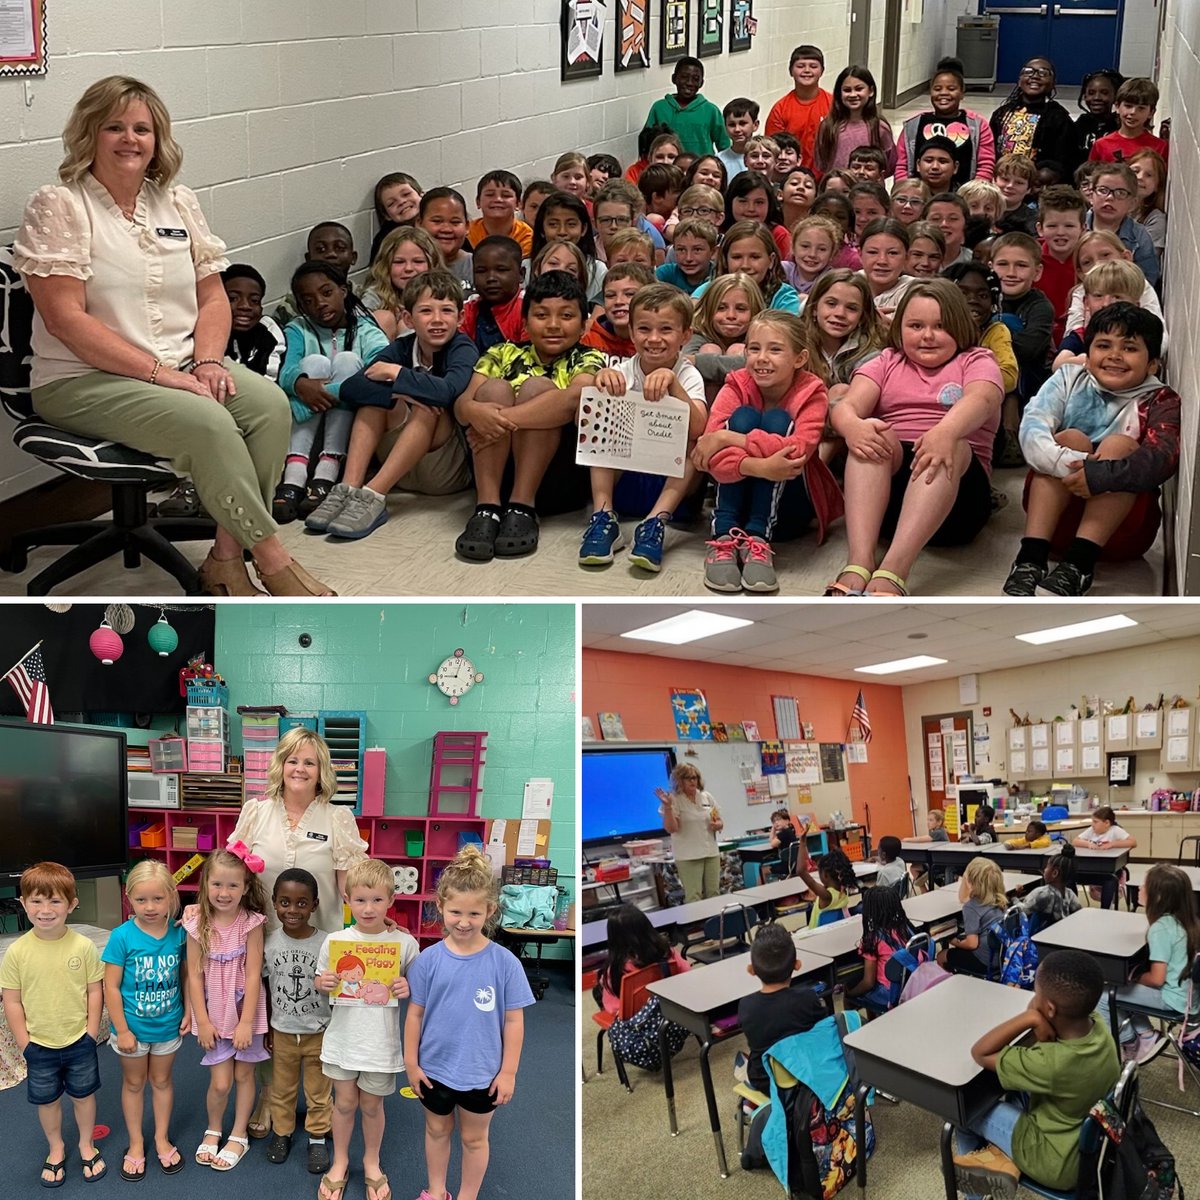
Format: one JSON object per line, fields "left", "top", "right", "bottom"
{"left": 1035, "top": 186, "right": 1088, "bottom": 346}
{"left": 582, "top": 264, "right": 655, "bottom": 363}
{"left": 765, "top": 45, "right": 832, "bottom": 173}
{"left": 1090, "top": 78, "right": 1169, "bottom": 165}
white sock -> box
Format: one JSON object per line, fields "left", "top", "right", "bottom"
{"left": 283, "top": 458, "right": 307, "bottom": 488}
{"left": 314, "top": 454, "right": 342, "bottom": 483}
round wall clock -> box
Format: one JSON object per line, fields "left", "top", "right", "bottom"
{"left": 428, "top": 648, "right": 484, "bottom": 705}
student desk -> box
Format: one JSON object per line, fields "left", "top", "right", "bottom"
{"left": 902, "top": 841, "right": 1130, "bottom": 899}
{"left": 842, "top": 975, "right": 1033, "bottom": 1198}
{"left": 1032, "top": 907, "right": 1148, "bottom": 1042}
{"left": 902, "top": 888, "right": 972, "bottom": 929}
{"left": 646, "top": 946, "right": 835, "bottom": 1178}
{"left": 935, "top": 871, "right": 1041, "bottom": 897}
{"left": 1126, "top": 862, "right": 1200, "bottom": 901}
{"left": 495, "top": 926, "right": 574, "bottom": 1000}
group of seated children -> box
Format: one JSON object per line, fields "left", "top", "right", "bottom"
{"left": 202, "top": 46, "right": 1174, "bottom": 596}
{"left": 0, "top": 850, "right": 532, "bottom": 1200}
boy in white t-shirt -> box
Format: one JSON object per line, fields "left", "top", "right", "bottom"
{"left": 1071, "top": 805, "right": 1137, "bottom": 909}
{"left": 315, "top": 860, "right": 418, "bottom": 1200}
{"left": 578, "top": 283, "right": 708, "bottom": 573}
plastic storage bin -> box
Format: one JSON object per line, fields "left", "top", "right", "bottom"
{"left": 139, "top": 823, "right": 166, "bottom": 848}
{"left": 148, "top": 736, "right": 188, "bottom": 773}
{"left": 405, "top": 830, "right": 425, "bottom": 856}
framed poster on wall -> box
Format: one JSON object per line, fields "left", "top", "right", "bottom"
{"left": 616, "top": 0, "right": 651, "bottom": 71}
{"left": 696, "top": 0, "right": 722, "bottom": 57}
{"left": 660, "top": 0, "right": 690, "bottom": 63}
{"left": 728, "top": 0, "right": 753, "bottom": 51}
{"left": 561, "top": 0, "right": 605, "bottom": 81}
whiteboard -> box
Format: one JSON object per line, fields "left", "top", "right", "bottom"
{"left": 675, "top": 741, "right": 853, "bottom": 837}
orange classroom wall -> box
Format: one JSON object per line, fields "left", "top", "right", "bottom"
{"left": 583, "top": 649, "right": 916, "bottom": 838}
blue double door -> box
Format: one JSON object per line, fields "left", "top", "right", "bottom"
{"left": 984, "top": 0, "right": 1123, "bottom": 87}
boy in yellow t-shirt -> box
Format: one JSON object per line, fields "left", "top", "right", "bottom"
{"left": 0, "top": 862, "right": 106, "bottom": 1187}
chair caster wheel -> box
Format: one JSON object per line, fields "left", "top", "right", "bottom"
{"left": 0, "top": 547, "right": 27, "bottom": 572}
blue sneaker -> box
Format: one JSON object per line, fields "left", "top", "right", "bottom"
{"left": 629, "top": 515, "right": 666, "bottom": 572}
{"left": 578, "top": 510, "right": 624, "bottom": 566}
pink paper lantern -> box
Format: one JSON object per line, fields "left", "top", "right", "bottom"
{"left": 89, "top": 620, "right": 124, "bottom": 665}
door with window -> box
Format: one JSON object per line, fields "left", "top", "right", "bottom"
{"left": 985, "top": 0, "right": 1121, "bottom": 86}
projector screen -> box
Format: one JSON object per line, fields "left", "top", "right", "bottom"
{"left": 582, "top": 747, "right": 675, "bottom": 844}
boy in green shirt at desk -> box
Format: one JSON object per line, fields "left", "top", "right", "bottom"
{"left": 954, "top": 948, "right": 1119, "bottom": 1198}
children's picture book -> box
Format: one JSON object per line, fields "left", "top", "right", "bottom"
{"left": 742, "top": 719, "right": 761, "bottom": 742}
{"left": 576, "top": 387, "right": 690, "bottom": 478}
{"left": 327, "top": 939, "right": 400, "bottom": 1007}
{"left": 727, "top": 723, "right": 747, "bottom": 741}
{"left": 671, "top": 688, "right": 713, "bottom": 740}
{"left": 582, "top": 716, "right": 598, "bottom": 741}
{"left": 598, "top": 711, "right": 627, "bottom": 740}
{"left": 711, "top": 722, "right": 729, "bottom": 742}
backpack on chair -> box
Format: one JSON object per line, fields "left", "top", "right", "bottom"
{"left": 995, "top": 905, "right": 1039, "bottom": 989}
{"left": 605, "top": 960, "right": 689, "bottom": 1072}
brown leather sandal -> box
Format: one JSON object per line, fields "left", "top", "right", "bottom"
{"left": 199, "top": 552, "right": 264, "bottom": 597}
{"left": 256, "top": 559, "right": 337, "bottom": 597}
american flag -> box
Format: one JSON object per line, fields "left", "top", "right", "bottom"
{"left": 5, "top": 644, "right": 54, "bottom": 725}
{"left": 849, "top": 690, "right": 871, "bottom": 743}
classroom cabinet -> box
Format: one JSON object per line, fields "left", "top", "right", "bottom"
{"left": 1133, "top": 709, "right": 1163, "bottom": 751}
{"left": 1027, "top": 723, "right": 1052, "bottom": 778}
{"left": 1104, "top": 713, "right": 1134, "bottom": 752}
{"left": 1149, "top": 814, "right": 1186, "bottom": 860}
{"left": 1007, "top": 725, "right": 1028, "bottom": 778}
{"left": 1052, "top": 721, "right": 1077, "bottom": 778}
{"left": 1162, "top": 706, "right": 1194, "bottom": 770}
{"left": 1078, "top": 718, "right": 1104, "bottom": 776}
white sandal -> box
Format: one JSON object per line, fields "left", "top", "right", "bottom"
{"left": 210, "top": 1135, "right": 249, "bottom": 1172}
{"left": 194, "top": 1130, "right": 222, "bottom": 1165}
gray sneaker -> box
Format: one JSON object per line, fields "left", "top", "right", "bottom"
{"left": 327, "top": 487, "right": 388, "bottom": 540}
{"left": 740, "top": 535, "right": 778, "bottom": 593}
{"left": 304, "top": 482, "right": 353, "bottom": 532}
{"left": 703, "top": 534, "right": 742, "bottom": 593}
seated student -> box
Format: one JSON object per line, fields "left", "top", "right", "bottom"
{"left": 1085, "top": 162, "right": 1159, "bottom": 287}
{"left": 693, "top": 221, "right": 802, "bottom": 313}
{"left": 906, "top": 809, "right": 950, "bottom": 888}
{"left": 530, "top": 240, "right": 591, "bottom": 301}
{"left": 551, "top": 150, "right": 592, "bottom": 202}
{"left": 637, "top": 164, "right": 685, "bottom": 235}
{"left": 961, "top": 804, "right": 997, "bottom": 845}
{"left": 656, "top": 218, "right": 718, "bottom": 295}
{"left": 811, "top": 192, "right": 862, "bottom": 270}
{"left": 594, "top": 180, "right": 668, "bottom": 262}
{"left": 905, "top": 222, "right": 946, "bottom": 278}
{"left": 766, "top": 809, "right": 803, "bottom": 877}
{"left": 1052, "top": 259, "right": 1145, "bottom": 368}
{"left": 994, "top": 154, "right": 1040, "bottom": 237}
{"left": 684, "top": 272, "right": 767, "bottom": 401}
{"left": 416, "top": 187, "right": 474, "bottom": 292}
{"left": 857, "top": 218, "right": 915, "bottom": 323}
{"left": 848, "top": 183, "right": 890, "bottom": 240}
{"left": 890, "top": 178, "right": 932, "bottom": 227}
{"left": 605, "top": 229, "right": 656, "bottom": 271}
{"left": 1063, "top": 229, "right": 1164, "bottom": 338}
{"left": 780, "top": 166, "right": 819, "bottom": 232}
{"left": 360, "top": 227, "right": 444, "bottom": 340}
{"left": 1034, "top": 186, "right": 1088, "bottom": 346}
{"left": 662, "top": 182, "right": 723, "bottom": 251}
{"left": 696, "top": 312, "right": 841, "bottom": 594}
{"left": 726, "top": 171, "right": 795, "bottom": 263}
{"left": 769, "top": 132, "right": 802, "bottom": 186}
{"left": 1020, "top": 844, "right": 1081, "bottom": 926}
{"left": 958, "top": 179, "right": 1005, "bottom": 233}
{"left": 1005, "top": 818, "right": 1050, "bottom": 849}
{"left": 734, "top": 923, "right": 827, "bottom": 1093}
{"left": 624, "top": 129, "right": 684, "bottom": 187}
{"left": 845, "top": 886, "right": 919, "bottom": 1014}
{"left": 1073, "top": 159, "right": 1102, "bottom": 206}
{"left": 1103, "top": 863, "right": 1200, "bottom": 1062}
{"left": 937, "top": 857, "right": 1006, "bottom": 977}
{"left": 827, "top": 280, "right": 1002, "bottom": 597}
{"left": 1090, "top": 77, "right": 1169, "bottom": 165}
{"left": 1007, "top": 304, "right": 1177, "bottom": 596}
{"left": 643, "top": 57, "right": 730, "bottom": 157}
{"left": 529, "top": 191, "right": 607, "bottom": 304}
{"left": 923, "top": 193, "right": 973, "bottom": 268}
{"left": 275, "top": 263, "right": 389, "bottom": 523}
{"left": 467, "top": 169, "right": 533, "bottom": 259}
{"left": 367, "top": 171, "right": 423, "bottom": 263}
{"left": 597, "top": 904, "right": 689, "bottom": 1015}
{"left": 586, "top": 153, "right": 622, "bottom": 197}
{"left": 796, "top": 849, "right": 858, "bottom": 928}
{"left": 874, "top": 837, "right": 907, "bottom": 889}
{"left": 743, "top": 135, "right": 781, "bottom": 184}
{"left": 458, "top": 236, "right": 526, "bottom": 354}
{"left": 818, "top": 168, "right": 856, "bottom": 197}
{"left": 1129, "top": 149, "right": 1167, "bottom": 263}
{"left": 582, "top": 263, "right": 655, "bottom": 363}
{"left": 1072, "top": 805, "right": 1139, "bottom": 908}
{"left": 719, "top": 96, "right": 759, "bottom": 180}
{"left": 847, "top": 145, "right": 888, "bottom": 184}
{"left": 953, "top": 949, "right": 1119, "bottom": 1198}
{"left": 579, "top": 284, "right": 707, "bottom": 573}
{"left": 310, "top": 270, "right": 476, "bottom": 540}
{"left": 914, "top": 137, "right": 960, "bottom": 199}
{"left": 785, "top": 214, "right": 842, "bottom": 295}
{"left": 895, "top": 57, "right": 996, "bottom": 185}
{"left": 306, "top": 221, "right": 358, "bottom": 276}
{"left": 453, "top": 271, "right": 604, "bottom": 561}
{"left": 520, "top": 179, "right": 555, "bottom": 231}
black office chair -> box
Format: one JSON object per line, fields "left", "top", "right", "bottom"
{"left": 1179, "top": 836, "right": 1200, "bottom": 868}
{"left": 0, "top": 250, "right": 214, "bottom": 594}
{"left": 769, "top": 841, "right": 804, "bottom": 880}
{"left": 688, "top": 901, "right": 760, "bottom": 964}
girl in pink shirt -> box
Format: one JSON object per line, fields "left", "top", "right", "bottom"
{"left": 813, "top": 67, "right": 896, "bottom": 176}
{"left": 828, "top": 278, "right": 1003, "bottom": 595}
{"left": 597, "top": 905, "right": 689, "bottom": 1014}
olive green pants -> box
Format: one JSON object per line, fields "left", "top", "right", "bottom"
{"left": 33, "top": 361, "right": 289, "bottom": 550}
{"left": 676, "top": 855, "right": 721, "bottom": 903}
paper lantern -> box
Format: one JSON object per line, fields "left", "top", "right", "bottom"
{"left": 147, "top": 613, "right": 178, "bottom": 657}
{"left": 104, "top": 603, "right": 136, "bottom": 635}
{"left": 89, "top": 620, "right": 124, "bottom": 665}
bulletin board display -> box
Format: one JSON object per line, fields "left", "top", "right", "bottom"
{"left": 0, "top": 0, "right": 46, "bottom": 77}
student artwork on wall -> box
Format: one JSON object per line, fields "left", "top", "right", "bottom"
{"left": 728, "top": 0, "right": 754, "bottom": 51}
{"left": 659, "top": 0, "right": 690, "bottom": 63}
{"left": 562, "top": 0, "right": 605, "bottom": 81}
{"left": 671, "top": 687, "right": 712, "bottom": 739}
{"left": 616, "top": 0, "right": 650, "bottom": 72}
{"left": 696, "top": 0, "right": 722, "bottom": 57}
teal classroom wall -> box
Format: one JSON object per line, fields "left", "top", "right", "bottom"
{"left": 214, "top": 603, "right": 577, "bottom": 953}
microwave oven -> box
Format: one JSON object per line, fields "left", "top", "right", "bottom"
{"left": 128, "top": 771, "right": 180, "bottom": 809}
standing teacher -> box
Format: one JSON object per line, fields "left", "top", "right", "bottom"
{"left": 657, "top": 763, "right": 724, "bottom": 902}
{"left": 14, "top": 75, "right": 334, "bottom": 596}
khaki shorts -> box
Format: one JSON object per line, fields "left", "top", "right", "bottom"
{"left": 377, "top": 413, "right": 470, "bottom": 496}
{"left": 321, "top": 1063, "right": 398, "bottom": 1097}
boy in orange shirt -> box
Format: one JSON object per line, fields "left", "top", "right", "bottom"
{"left": 582, "top": 264, "right": 655, "bottom": 363}
{"left": 765, "top": 45, "right": 832, "bottom": 173}
{"left": 467, "top": 170, "right": 533, "bottom": 258}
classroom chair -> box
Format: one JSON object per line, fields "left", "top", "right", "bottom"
{"left": 881, "top": 932, "right": 931, "bottom": 1006}
{"left": 816, "top": 905, "right": 847, "bottom": 927}
{"left": 768, "top": 841, "right": 805, "bottom": 881}
{"left": 688, "top": 902, "right": 760, "bottom": 964}
{"left": 591, "top": 958, "right": 687, "bottom": 1091}
{"left": 1179, "top": 835, "right": 1200, "bottom": 868}
{"left": 1110, "top": 951, "right": 1200, "bottom": 1118}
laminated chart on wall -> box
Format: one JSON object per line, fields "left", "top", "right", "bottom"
{"left": 576, "top": 388, "right": 689, "bottom": 477}
{"left": 785, "top": 741, "right": 820, "bottom": 786}
{"left": 772, "top": 695, "right": 801, "bottom": 741}
{"left": 671, "top": 687, "right": 712, "bottom": 739}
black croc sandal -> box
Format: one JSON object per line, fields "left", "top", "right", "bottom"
{"left": 494, "top": 507, "right": 539, "bottom": 557}
{"left": 299, "top": 479, "right": 332, "bottom": 518}
{"left": 266, "top": 1133, "right": 291, "bottom": 1165}
{"left": 271, "top": 483, "right": 305, "bottom": 524}
{"left": 455, "top": 511, "right": 501, "bottom": 562}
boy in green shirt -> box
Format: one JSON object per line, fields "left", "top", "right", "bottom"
{"left": 643, "top": 58, "right": 730, "bottom": 158}
{"left": 954, "top": 948, "right": 1119, "bottom": 1197}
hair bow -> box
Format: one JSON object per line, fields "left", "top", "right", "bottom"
{"left": 228, "top": 840, "right": 265, "bottom": 874}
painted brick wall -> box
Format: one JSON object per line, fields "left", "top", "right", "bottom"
{"left": 213, "top": 602, "right": 576, "bottom": 947}
{"left": 0, "top": 0, "right": 853, "bottom": 304}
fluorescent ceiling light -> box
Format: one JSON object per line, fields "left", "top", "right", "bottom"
{"left": 855, "top": 655, "right": 948, "bottom": 675}
{"left": 621, "top": 610, "right": 754, "bottom": 646}
{"left": 1015, "top": 613, "right": 1137, "bottom": 645}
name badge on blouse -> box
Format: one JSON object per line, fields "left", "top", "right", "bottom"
{"left": 306, "top": 831, "right": 329, "bottom": 842}
{"left": 155, "top": 227, "right": 189, "bottom": 240}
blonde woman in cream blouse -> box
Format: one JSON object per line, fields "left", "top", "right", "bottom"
{"left": 14, "top": 75, "right": 334, "bottom": 596}
{"left": 656, "top": 762, "right": 724, "bottom": 902}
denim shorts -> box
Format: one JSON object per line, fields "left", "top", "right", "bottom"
{"left": 24, "top": 1033, "right": 101, "bottom": 1106}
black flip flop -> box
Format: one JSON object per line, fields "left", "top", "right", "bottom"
{"left": 39, "top": 1158, "right": 66, "bottom": 1189}
{"left": 81, "top": 1152, "right": 107, "bottom": 1183}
